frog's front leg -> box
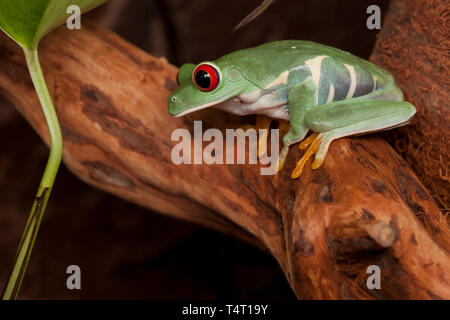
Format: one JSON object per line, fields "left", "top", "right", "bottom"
{"left": 277, "top": 79, "right": 316, "bottom": 171}
{"left": 290, "top": 98, "right": 416, "bottom": 178}
{"left": 239, "top": 115, "right": 273, "bottom": 158}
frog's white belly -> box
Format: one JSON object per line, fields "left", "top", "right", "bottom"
{"left": 214, "top": 91, "right": 290, "bottom": 121}
{"left": 259, "top": 106, "right": 289, "bottom": 120}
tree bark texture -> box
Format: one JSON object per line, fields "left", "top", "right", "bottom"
{"left": 0, "top": 21, "right": 449, "bottom": 299}
{"left": 371, "top": 0, "right": 450, "bottom": 211}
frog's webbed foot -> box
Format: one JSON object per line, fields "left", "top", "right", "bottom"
{"left": 298, "top": 132, "right": 319, "bottom": 150}
{"left": 291, "top": 132, "right": 326, "bottom": 179}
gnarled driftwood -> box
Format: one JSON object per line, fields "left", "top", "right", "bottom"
{"left": 0, "top": 21, "right": 448, "bottom": 299}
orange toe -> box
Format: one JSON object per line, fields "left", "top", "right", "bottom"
{"left": 299, "top": 132, "right": 318, "bottom": 150}
{"left": 291, "top": 134, "right": 322, "bottom": 179}
{"left": 258, "top": 131, "right": 268, "bottom": 157}
{"left": 311, "top": 158, "right": 324, "bottom": 170}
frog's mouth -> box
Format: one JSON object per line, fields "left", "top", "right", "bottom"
{"left": 170, "top": 92, "right": 240, "bottom": 117}
{"left": 172, "top": 99, "right": 225, "bottom": 117}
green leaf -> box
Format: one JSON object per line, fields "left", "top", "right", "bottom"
{"left": 0, "top": 0, "right": 107, "bottom": 49}
{"left": 0, "top": 0, "right": 108, "bottom": 300}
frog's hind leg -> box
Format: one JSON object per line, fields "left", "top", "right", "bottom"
{"left": 294, "top": 99, "right": 416, "bottom": 178}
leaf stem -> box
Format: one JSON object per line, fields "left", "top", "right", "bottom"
{"left": 2, "top": 47, "right": 62, "bottom": 300}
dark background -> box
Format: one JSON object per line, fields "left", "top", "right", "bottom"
{"left": 0, "top": 0, "right": 388, "bottom": 299}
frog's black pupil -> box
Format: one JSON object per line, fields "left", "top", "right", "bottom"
{"left": 195, "top": 70, "right": 211, "bottom": 89}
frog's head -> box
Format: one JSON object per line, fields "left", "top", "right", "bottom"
{"left": 168, "top": 61, "right": 253, "bottom": 117}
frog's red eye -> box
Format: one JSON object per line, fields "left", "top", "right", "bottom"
{"left": 193, "top": 64, "right": 220, "bottom": 92}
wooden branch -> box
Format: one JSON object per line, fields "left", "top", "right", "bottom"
{"left": 0, "top": 22, "right": 449, "bottom": 299}
{"left": 370, "top": 0, "right": 450, "bottom": 209}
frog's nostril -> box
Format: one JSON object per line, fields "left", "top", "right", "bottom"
{"left": 171, "top": 96, "right": 177, "bottom": 103}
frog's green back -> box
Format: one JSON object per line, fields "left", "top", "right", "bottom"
{"left": 215, "top": 40, "right": 393, "bottom": 89}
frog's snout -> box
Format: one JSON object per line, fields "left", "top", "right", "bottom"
{"left": 168, "top": 94, "right": 183, "bottom": 117}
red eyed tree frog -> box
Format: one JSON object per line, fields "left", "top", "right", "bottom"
{"left": 168, "top": 40, "right": 416, "bottom": 178}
